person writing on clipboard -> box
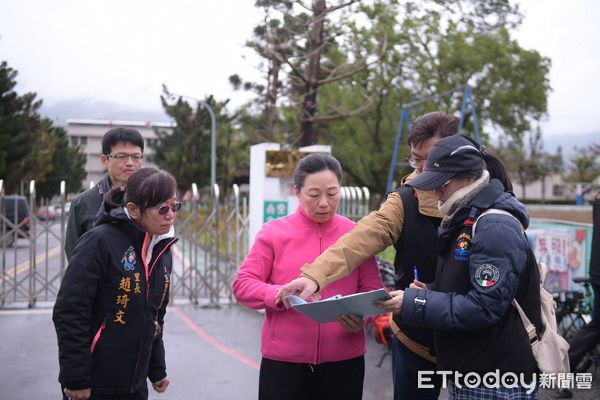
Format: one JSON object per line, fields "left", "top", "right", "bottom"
{"left": 232, "top": 153, "right": 382, "bottom": 400}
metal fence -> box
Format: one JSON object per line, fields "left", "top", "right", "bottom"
{"left": 0, "top": 179, "right": 370, "bottom": 309}
{"left": 173, "top": 183, "right": 249, "bottom": 306}
{"left": 339, "top": 186, "right": 370, "bottom": 221}
{"left": 0, "top": 180, "right": 68, "bottom": 308}
{"left": 171, "top": 184, "right": 369, "bottom": 306}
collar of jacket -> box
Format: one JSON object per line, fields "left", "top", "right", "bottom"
{"left": 403, "top": 170, "right": 443, "bottom": 218}
{"left": 439, "top": 170, "right": 490, "bottom": 217}
{"left": 98, "top": 173, "right": 112, "bottom": 195}
{"left": 106, "top": 206, "right": 145, "bottom": 236}
{"left": 123, "top": 206, "right": 176, "bottom": 243}
{"left": 437, "top": 178, "right": 507, "bottom": 254}
{"left": 295, "top": 204, "right": 339, "bottom": 230}
{"left": 444, "top": 178, "right": 506, "bottom": 230}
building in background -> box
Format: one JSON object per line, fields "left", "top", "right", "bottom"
{"left": 65, "top": 119, "right": 175, "bottom": 191}
{"left": 511, "top": 173, "right": 600, "bottom": 205}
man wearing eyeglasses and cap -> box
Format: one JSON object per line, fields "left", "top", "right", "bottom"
{"left": 277, "top": 111, "right": 459, "bottom": 399}
{"left": 65, "top": 127, "right": 145, "bottom": 260}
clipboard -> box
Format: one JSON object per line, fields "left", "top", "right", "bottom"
{"left": 287, "top": 288, "right": 391, "bottom": 323}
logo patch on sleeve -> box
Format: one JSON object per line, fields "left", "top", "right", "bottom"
{"left": 121, "top": 246, "right": 137, "bottom": 271}
{"left": 475, "top": 263, "right": 499, "bottom": 287}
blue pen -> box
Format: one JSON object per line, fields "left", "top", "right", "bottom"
{"left": 413, "top": 265, "right": 419, "bottom": 281}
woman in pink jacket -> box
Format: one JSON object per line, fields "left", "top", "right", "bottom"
{"left": 233, "top": 153, "right": 382, "bottom": 400}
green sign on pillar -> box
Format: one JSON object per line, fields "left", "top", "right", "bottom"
{"left": 264, "top": 201, "right": 288, "bottom": 222}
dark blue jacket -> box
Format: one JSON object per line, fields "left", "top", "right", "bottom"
{"left": 401, "top": 180, "right": 538, "bottom": 376}
{"left": 54, "top": 202, "right": 177, "bottom": 394}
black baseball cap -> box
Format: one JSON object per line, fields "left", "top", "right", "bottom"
{"left": 407, "top": 134, "right": 484, "bottom": 191}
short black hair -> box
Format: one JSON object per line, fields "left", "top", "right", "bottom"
{"left": 102, "top": 127, "right": 144, "bottom": 155}
{"left": 294, "top": 153, "right": 342, "bottom": 190}
{"left": 104, "top": 168, "right": 177, "bottom": 215}
{"left": 408, "top": 111, "right": 459, "bottom": 148}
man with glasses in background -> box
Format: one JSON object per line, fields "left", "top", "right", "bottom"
{"left": 65, "top": 127, "right": 145, "bottom": 260}
{"left": 277, "top": 111, "right": 459, "bottom": 400}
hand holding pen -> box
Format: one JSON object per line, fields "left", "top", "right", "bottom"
{"left": 410, "top": 265, "right": 427, "bottom": 290}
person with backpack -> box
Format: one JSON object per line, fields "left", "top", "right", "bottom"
{"left": 378, "top": 134, "right": 541, "bottom": 399}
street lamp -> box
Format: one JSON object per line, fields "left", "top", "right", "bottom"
{"left": 172, "top": 93, "right": 217, "bottom": 189}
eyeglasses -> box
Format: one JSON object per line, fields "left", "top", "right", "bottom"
{"left": 107, "top": 153, "right": 144, "bottom": 163}
{"left": 155, "top": 202, "right": 182, "bottom": 215}
{"left": 433, "top": 179, "right": 453, "bottom": 194}
{"left": 406, "top": 156, "right": 426, "bottom": 169}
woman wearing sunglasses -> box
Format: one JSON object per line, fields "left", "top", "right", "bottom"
{"left": 53, "top": 167, "right": 180, "bottom": 400}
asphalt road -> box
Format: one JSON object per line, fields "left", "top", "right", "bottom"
{"left": 0, "top": 302, "right": 597, "bottom": 399}
{"left": 0, "top": 302, "right": 393, "bottom": 400}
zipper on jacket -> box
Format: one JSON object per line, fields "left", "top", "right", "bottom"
{"left": 148, "top": 238, "right": 178, "bottom": 279}
{"left": 141, "top": 233, "right": 151, "bottom": 300}
{"left": 313, "top": 323, "right": 321, "bottom": 365}
{"left": 155, "top": 265, "right": 171, "bottom": 323}
{"left": 144, "top": 236, "right": 177, "bottom": 300}
{"left": 318, "top": 224, "right": 323, "bottom": 253}
{"left": 130, "top": 236, "right": 177, "bottom": 394}
{"left": 90, "top": 317, "right": 106, "bottom": 353}
{"left": 130, "top": 359, "right": 139, "bottom": 393}
{"left": 130, "top": 232, "right": 151, "bottom": 394}
{"left": 314, "top": 224, "right": 324, "bottom": 364}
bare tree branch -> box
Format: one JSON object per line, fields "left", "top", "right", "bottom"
{"left": 309, "top": 99, "right": 374, "bottom": 123}
{"left": 318, "top": 33, "right": 388, "bottom": 85}
{"left": 324, "top": 0, "right": 360, "bottom": 14}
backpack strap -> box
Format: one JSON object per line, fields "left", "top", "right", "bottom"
{"left": 472, "top": 208, "right": 522, "bottom": 235}
{"left": 512, "top": 299, "right": 538, "bottom": 344}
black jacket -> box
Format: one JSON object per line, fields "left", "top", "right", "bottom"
{"left": 401, "top": 180, "right": 539, "bottom": 376}
{"left": 53, "top": 202, "right": 178, "bottom": 394}
{"left": 65, "top": 173, "right": 112, "bottom": 260}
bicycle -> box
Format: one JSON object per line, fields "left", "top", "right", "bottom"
{"left": 554, "top": 277, "right": 600, "bottom": 374}
{"left": 554, "top": 287, "right": 589, "bottom": 340}
{"left": 553, "top": 278, "right": 600, "bottom": 398}
{"left": 569, "top": 277, "right": 600, "bottom": 374}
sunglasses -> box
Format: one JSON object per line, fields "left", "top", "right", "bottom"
{"left": 155, "top": 202, "right": 182, "bottom": 215}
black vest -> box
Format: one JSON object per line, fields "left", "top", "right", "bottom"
{"left": 433, "top": 201, "right": 541, "bottom": 375}
{"left": 392, "top": 186, "right": 441, "bottom": 349}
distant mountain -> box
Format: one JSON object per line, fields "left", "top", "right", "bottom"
{"left": 40, "top": 98, "right": 598, "bottom": 159}
{"left": 40, "top": 98, "right": 171, "bottom": 125}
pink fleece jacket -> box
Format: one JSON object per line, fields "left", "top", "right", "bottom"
{"left": 232, "top": 206, "right": 382, "bottom": 364}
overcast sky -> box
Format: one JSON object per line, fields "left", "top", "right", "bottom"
{"left": 1, "top": 0, "right": 599, "bottom": 139}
